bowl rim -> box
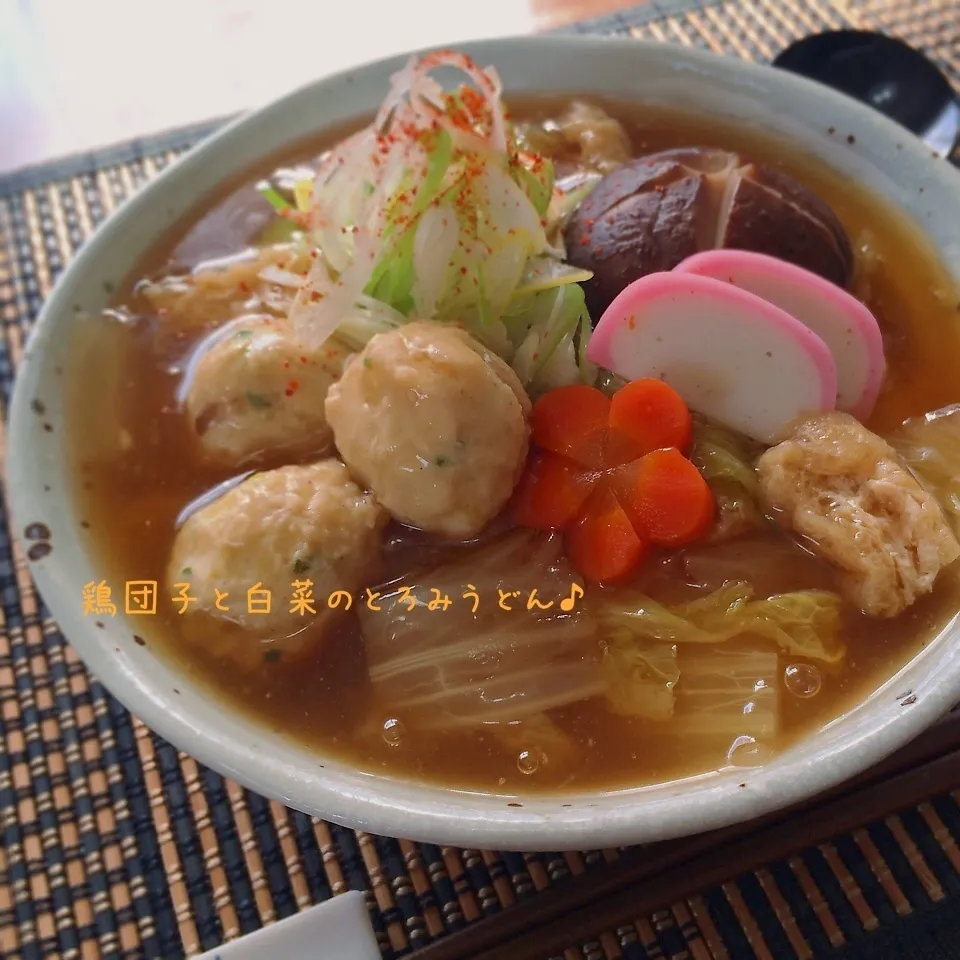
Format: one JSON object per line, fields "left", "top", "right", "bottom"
{"left": 7, "top": 32, "right": 960, "bottom": 852}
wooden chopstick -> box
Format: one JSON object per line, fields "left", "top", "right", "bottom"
{"left": 472, "top": 751, "right": 960, "bottom": 960}
{"left": 409, "top": 708, "right": 960, "bottom": 960}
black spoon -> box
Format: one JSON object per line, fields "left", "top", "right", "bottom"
{"left": 773, "top": 30, "right": 960, "bottom": 162}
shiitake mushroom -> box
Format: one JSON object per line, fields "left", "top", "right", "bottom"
{"left": 564, "top": 148, "right": 855, "bottom": 320}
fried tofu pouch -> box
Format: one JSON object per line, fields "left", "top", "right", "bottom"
{"left": 758, "top": 412, "right": 960, "bottom": 618}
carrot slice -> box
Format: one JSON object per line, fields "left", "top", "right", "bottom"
{"left": 530, "top": 384, "right": 611, "bottom": 468}
{"left": 565, "top": 482, "right": 647, "bottom": 583}
{"left": 612, "top": 448, "right": 715, "bottom": 547}
{"left": 513, "top": 452, "right": 599, "bottom": 530}
{"left": 606, "top": 378, "right": 694, "bottom": 466}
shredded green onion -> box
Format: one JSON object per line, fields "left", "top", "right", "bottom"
{"left": 257, "top": 182, "right": 291, "bottom": 214}
{"left": 283, "top": 51, "right": 604, "bottom": 394}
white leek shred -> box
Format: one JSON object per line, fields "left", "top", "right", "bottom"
{"left": 285, "top": 49, "right": 596, "bottom": 392}
{"left": 333, "top": 296, "right": 408, "bottom": 352}
{"left": 258, "top": 265, "right": 306, "bottom": 289}
{"left": 545, "top": 171, "right": 604, "bottom": 254}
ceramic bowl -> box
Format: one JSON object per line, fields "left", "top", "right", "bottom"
{"left": 8, "top": 35, "right": 960, "bottom": 852}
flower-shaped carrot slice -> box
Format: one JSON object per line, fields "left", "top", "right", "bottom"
{"left": 611, "top": 448, "right": 715, "bottom": 547}
{"left": 513, "top": 451, "right": 599, "bottom": 530}
{"left": 516, "top": 378, "right": 713, "bottom": 581}
{"left": 566, "top": 483, "right": 646, "bottom": 584}
{"left": 606, "top": 377, "right": 693, "bottom": 465}
{"left": 530, "top": 384, "right": 610, "bottom": 468}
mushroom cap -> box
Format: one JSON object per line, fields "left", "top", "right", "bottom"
{"left": 564, "top": 148, "right": 854, "bottom": 320}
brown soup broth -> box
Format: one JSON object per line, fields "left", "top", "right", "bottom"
{"left": 69, "top": 98, "right": 960, "bottom": 794}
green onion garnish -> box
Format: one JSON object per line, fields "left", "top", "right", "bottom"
{"left": 257, "top": 182, "right": 292, "bottom": 213}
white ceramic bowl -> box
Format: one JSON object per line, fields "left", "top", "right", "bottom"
{"left": 8, "top": 35, "right": 960, "bottom": 852}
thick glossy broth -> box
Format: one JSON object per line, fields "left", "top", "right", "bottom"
{"left": 70, "top": 98, "right": 960, "bottom": 794}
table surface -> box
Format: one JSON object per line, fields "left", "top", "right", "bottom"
{"left": 0, "top": 0, "right": 634, "bottom": 176}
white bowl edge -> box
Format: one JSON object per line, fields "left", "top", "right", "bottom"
{"left": 7, "top": 33, "right": 960, "bottom": 852}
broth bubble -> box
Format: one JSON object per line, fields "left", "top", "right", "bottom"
{"left": 382, "top": 718, "right": 406, "bottom": 747}
{"left": 517, "top": 750, "right": 541, "bottom": 775}
{"left": 784, "top": 663, "right": 822, "bottom": 699}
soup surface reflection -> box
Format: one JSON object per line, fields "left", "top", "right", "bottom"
{"left": 70, "top": 94, "right": 960, "bottom": 794}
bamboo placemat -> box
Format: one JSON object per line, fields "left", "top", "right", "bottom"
{"left": 2, "top": 0, "right": 960, "bottom": 958}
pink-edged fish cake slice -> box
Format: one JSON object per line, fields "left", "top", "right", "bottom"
{"left": 674, "top": 249, "right": 885, "bottom": 420}
{"left": 587, "top": 272, "right": 838, "bottom": 445}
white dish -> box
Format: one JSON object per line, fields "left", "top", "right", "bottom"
{"left": 8, "top": 35, "right": 960, "bottom": 852}
{"left": 193, "top": 891, "right": 381, "bottom": 960}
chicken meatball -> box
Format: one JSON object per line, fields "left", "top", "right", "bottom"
{"left": 757, "top": 412, "right": 960, "bottom": 618}
{"left": 167, "top": 459, "right": 387, "bottom": 668}
{"left": 183, "top": 314, "right": 352, "bottom": 467}
{"left": 325, "top": 322, "right": 531, "bottom": 538}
